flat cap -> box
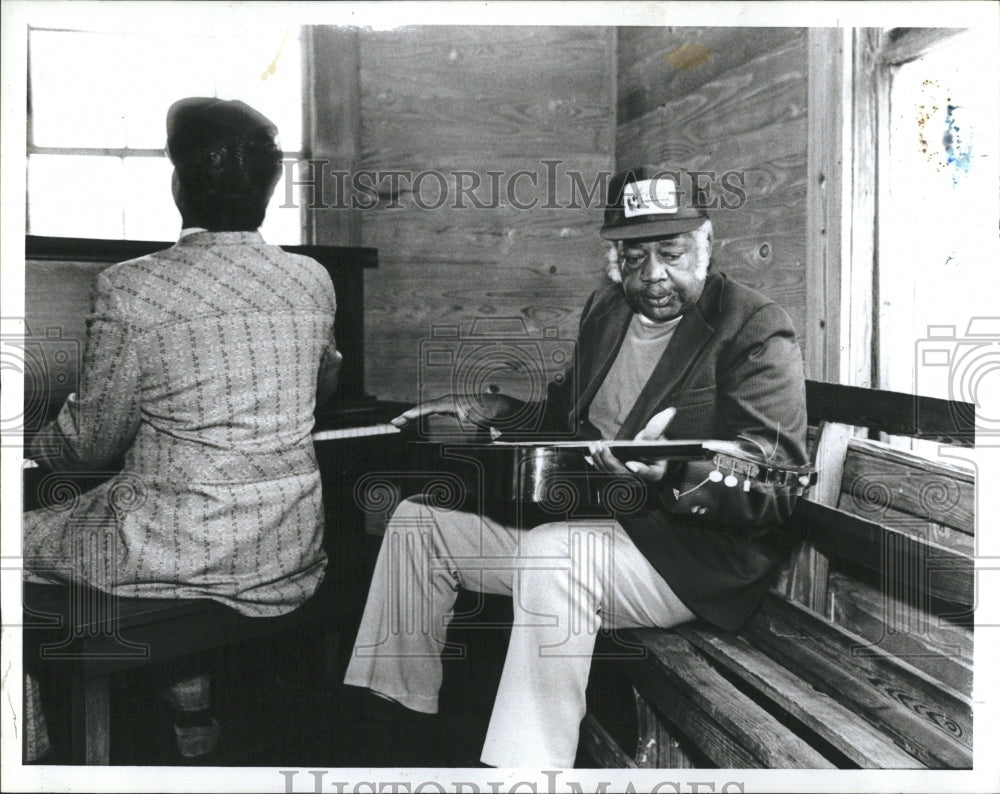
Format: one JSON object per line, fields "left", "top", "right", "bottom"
{"left": 166, "top": 97, "right": 277, "bottom": 164}
{"left": 600, "top": 165, "right": 711, "bottom": 241}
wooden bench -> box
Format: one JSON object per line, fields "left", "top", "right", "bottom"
{"left": 580, "top": 381, "right": 976, "bottom": 769}
{"left": 22, "top": 577, "right": 342, "bottom": 765}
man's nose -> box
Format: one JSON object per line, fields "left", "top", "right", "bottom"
{"left": 641, "top": 253, "right": 671, "bottom": 281}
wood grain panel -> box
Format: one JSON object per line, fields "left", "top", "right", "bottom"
{"left": 360, "top": 27, "right": 613, "bottom": 164}
{"left": 826, "top": 570, "right": 973, "bottom": 696}
{"left": 785, "top": 498, "right": 974, "bottom": 608}
{"left": 618, "top": 112, "right": 807, "bottom": 175}
{"left": 832, "top": 503, "right": 975, "bottom": 558}
{"left": 838, "top": 439, "right": 975, "bottom": 534}
{"left": 365, "top": 263, "right": 598, "bottom": 402}
{"left": 676, "top": 623, "right": 922, "bottom": 767}
{"left": 712, "top": 234, "right": 805, "bottom": 278}
{"left": 359, "top": 188, "right": 609, "bottom": 267}
{"left": 349, "top": 26, "right": 615, "bottom": 402}
{"left": 364, "top": 265, "right": 593, "bottom": 326}
{"left": 746, "top": 594, "right": 972, "bottom": 768}
{"left": 363, "top": 27, "right": 612, "bottom": 104}
{"left": 618, "top": 35, "right": 807, "bottom": 154}
{"left": 626, "top": 629, "right": 834, "bottom": 768}
{"left": 361, "top": 109, "right": 611, "bottom": 166}
{"left": 700, "top": 199, "right": 805, "bottom": 239}
{"left": 617, "top": 27, "right": 806, "bottom": 124}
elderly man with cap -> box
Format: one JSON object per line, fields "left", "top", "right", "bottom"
{"left": 344, "top": 166, "right": 808, "bottom": 768}
{"left": 23, "top": 97, "right": 341, "bottom": 760}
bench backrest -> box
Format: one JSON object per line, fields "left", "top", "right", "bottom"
{"left": 779, "top": 380, "right": 976, "bottom": 698}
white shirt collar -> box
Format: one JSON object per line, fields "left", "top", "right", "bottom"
{"left": 636, "top": 312, "right": 684, "bottom": 330}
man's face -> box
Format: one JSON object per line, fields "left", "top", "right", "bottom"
{"left": 619, "top": 229, "right": 710, "bottom": 322}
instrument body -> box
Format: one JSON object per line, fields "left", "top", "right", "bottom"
{"left": 484, "top": 440, "right": 707, "bottom": 505}
{"left": 407, "top": 439, "right": 817, "bottom": 524}
{"left": 409, "top": 440, "right": 650, "bottom": 522}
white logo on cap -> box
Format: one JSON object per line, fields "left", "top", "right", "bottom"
{"left": 623, "top": 177, "right": 679, "bottom": 218}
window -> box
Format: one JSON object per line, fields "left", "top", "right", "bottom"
{"left": 877, "top": 28, "right": 1000, "bottom": 404}
{"left": 807, "top": 26, "right": 998, "bottom": 458}
{"left": 27, "top": 25, "right": 304, "bottom": 244}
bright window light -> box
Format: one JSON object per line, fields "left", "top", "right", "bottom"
{"left": 27, "top": 26, "right": 304, "bottom": 243}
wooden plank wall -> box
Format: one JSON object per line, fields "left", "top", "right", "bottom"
{"left": 311, "top": 26, "right": 810, "bottom": 402}
{"left": 615, "top": 27, "right": 809, "bottom": 344}
{"left": 330, "top": 26, "right": 616, "bottom": 403}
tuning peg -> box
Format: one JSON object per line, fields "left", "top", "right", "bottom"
{"left": 743, "top": 477, "right": 751, "bottom": 492}
{"left": 724, "top": 474, "right": 738, "bottom": 488}
{"left": 709, "top": 468, "right": 723, "bottom": 483}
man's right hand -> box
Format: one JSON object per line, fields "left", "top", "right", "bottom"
{"left": 390, "top": 392, "right": 522, "bottom": 430}
{"left": 587, "top": 407, "right": 677, "bottom": 482}
{"left": 390, "top": 395, "right": 462, "bottom": 428}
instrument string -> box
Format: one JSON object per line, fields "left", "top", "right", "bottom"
{"left": 735, "top": 422, "right": 783, "bottom": 464}
{"left": 675, "top": 475, "right": 713, "bottom": 499}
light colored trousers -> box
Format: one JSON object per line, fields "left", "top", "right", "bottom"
{"left": 344, "top": 496, "right": 695, "bottom": 768}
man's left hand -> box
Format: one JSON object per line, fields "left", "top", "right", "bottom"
{"left": 587, "top": 407, "right": 677, "bottom": 482}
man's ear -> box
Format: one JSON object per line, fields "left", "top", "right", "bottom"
{"left": 606, "top": 243, "right": 622, "bottom": 283}
{"left": 265, "top": 160, "right": 282, "bottom": 198}
{"left": 171, "top": 169, "right": 184, "bottom": 214}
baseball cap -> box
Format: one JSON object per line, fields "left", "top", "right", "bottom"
{"left": 600, "top": 166, "right": 711, "bottom": 241}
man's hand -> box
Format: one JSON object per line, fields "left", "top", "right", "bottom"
{"left": 587, "top": 407, "right": 677, "bottom": 482}
{"left": 391, "top": 395, "right": 463, "bottom": 428}
{"left": 390, "top": 392, "right": 521, "bottom": 430}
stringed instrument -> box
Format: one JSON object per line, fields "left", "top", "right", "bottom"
{"left": 407, "top": 438, "right": 817, "bottom": 520}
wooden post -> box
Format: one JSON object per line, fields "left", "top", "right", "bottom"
{"left": 71, "top": 675, "right": 111, "bottom": 765}
{"left": 846, "top": 28, "right": 884, "bottom": 390}
{"left": 807, "top": 27, "right": 885, "bottom": 390}
{"left": 805, "top": 28, "right": 848, "bottom": 384}
{"left": 302, "top": 26, "right": 362, "bottom": 247}
{"left": 786, "top": 420, "right": 858, "bottom": 615}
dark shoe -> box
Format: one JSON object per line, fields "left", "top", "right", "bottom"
{"left": 172, "top": 714, "right": 221, "bottom": 759}
{"left": 159, "top": 677, "right": 220, "bottom": 760}
{"left": 350, "top": 690, "right": 441, "bottom": 767}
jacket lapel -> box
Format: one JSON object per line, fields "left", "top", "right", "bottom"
{"left": 616, "top": 274, "right": 723, "bottom": 439}
{"left": 574, "top": 297, "right": 633, "bottom": 423}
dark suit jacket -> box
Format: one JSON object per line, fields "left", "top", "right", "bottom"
{"left": 542, "top": 270, "right": 808, "bottom": 631}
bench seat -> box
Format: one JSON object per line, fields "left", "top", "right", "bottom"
{"left": 23, "top": 578, "right": 340, "bottom": 764}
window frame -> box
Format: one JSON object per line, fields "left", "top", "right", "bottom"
{"left": 804, "top": 26, "right": 972, "bottom": 390}
{"left": 25, "top": 24, "right": 308, "bottom": 243}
